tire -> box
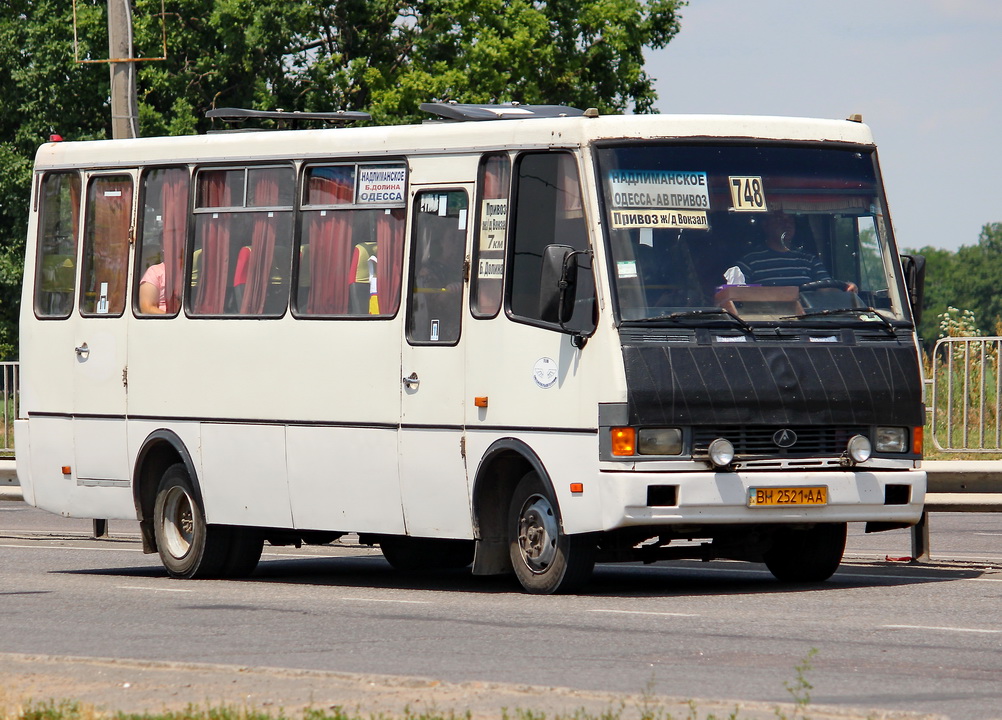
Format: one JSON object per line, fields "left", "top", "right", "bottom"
{"left": 380, "top": 536, "right": 474, "bottom": 573}
{"left": 763, "top": 523, "right": 847, "bottom": 583}
{"left": 221, "top": 526, "right": 264, "bottom": 578}
{"left": 153, "top": 463, "right": 230, "bottom": 579}
{"left": 507, "top": 471, "right": 596, "bottom": 594}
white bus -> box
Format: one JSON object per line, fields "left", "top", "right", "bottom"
{"left": 15, "top": 103, "right": 927, "bottom": 593}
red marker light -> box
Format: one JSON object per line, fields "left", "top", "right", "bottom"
{"left": 49, "top": 134, "right": 64, "bottom": 142}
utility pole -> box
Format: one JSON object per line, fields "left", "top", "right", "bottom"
{"left": 107, "top": 0, "right": 139, "bottom": 139}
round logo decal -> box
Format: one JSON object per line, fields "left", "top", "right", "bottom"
{"left": 533, "top": 357, "right": 558, "bottom": 389}
{"left": 772, "top": 429, "right": 798, "bottom": 448}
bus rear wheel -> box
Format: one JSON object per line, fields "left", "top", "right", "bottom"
{"left": 763, "top": 522, "right": 847, "bottom": 583}
{"left": 507, "top": 471, "right": 595, "bottom": 594}
{"left": 153, "top": 463, "right": 230, "bottom": 579}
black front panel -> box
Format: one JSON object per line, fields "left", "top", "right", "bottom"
{"left": 623, "top": 343, "right": 924, "bottom": 427}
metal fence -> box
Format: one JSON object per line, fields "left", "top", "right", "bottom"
{"left": 1, "top": 361, "right": 18, "bottom": 455}
{"left": 4, "top": 341, "right": 1001, "bottom": 455}
{"left": 929, "top": 336, "right": 1002, "bottom": 452}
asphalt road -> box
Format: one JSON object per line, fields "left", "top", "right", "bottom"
{"left": 2, "top": 501, "right": 1000, "bottom": 720}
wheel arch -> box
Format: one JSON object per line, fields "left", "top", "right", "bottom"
{"left": 470, "top": 437, "right": 560, "bottom": 575}
{"left": 132, "top": 429, "right": 200, "bottom": 554}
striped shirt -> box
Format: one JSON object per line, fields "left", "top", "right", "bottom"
{"left": 736, "top": 248, "right": 831, "bottom": 287}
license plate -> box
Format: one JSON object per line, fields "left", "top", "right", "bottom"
{"left": 748, "top": 486, "right": 827, "bottom": 507}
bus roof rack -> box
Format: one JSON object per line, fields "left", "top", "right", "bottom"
{"left": 419, "top": 102, "right": 584, "bottom": 122}
{"left": 205, "top": 107, "right": 372, "bottom": 129}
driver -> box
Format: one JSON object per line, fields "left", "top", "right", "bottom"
{"left": 737, "top": 213, "right": 857, "bottom": 291}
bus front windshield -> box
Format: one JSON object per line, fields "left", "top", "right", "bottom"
{"left": 595, "top": 143, "right": 908, "bottom": 327}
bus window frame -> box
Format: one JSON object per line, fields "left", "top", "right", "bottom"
{"left": 504, "top": 150, "right": 596, "bottom": 335}
{"left": 78, "top": 171, "right": 135, "bottom": 319}
{"left": 470, "top": 152, "right": 511, "bottom": 320}
{"left": 133, "top": 164, "right": 192, "bottom": 319}
{"left": 33, "top": 170, "right": 82, "bottom": 321}
{"left": 292, "top": 159, "right": 409, "bottom": 321}
{"left": 405, "top": 187, "right": 469, "bottom": 347}
{"left": 185, "top": 162, "right": 297, "bottom": 320}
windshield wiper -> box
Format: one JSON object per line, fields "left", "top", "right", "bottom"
{"left": 635, "top": 307, "right": 752, "bottom": 331}
{"left": 781, "top": 307, "right": 898, "bottom": 335}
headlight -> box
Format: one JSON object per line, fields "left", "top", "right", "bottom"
{"left": 875, "top": 427, "right": 907, "bottom": 453}
{"left": 638, "top": 428, "right": 683, "bottom": 455}
{"left": 707, "top": 438, "right": 735, "bottom": 468}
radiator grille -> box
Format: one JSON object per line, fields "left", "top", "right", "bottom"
{"left": 692, "top": 425, "right": 867, "bottom": 458}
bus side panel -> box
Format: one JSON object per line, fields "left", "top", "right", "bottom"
{"left": 199, "top": 422, "right": 293, "bottom": 528}
{"left": 26, "top": 415, "right": 135, "bottom": 519}
{"left": 466, "top": 428, "right": 606, "bottom": 536}
{"left": 286, "top": 425, "right": 404, "bottom": 534}
{"left": 13, "top": 419, "right": 35, "bottom": 506}
{"left": 73, "top": 418, "right": 129, "bottom": 484}
{"left": 398, "top": 428, "right": 473, "bottom": 538}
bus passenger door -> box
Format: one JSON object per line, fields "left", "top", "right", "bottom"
{"left": 72, "top": 172, "right": 135, "bottom": 487}
{"left": 399, "top": 187, "right": 472, "bottom": 538}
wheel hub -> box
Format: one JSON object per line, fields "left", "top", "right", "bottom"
{"left": 161, "top": 485, "right": 194, "bottom": 560}
{"left": 517, "top": 495, "right": 558, "bottom": 573}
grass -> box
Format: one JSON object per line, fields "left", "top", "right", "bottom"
{"left": 0, "top": 651, "right": 851, "bottom": 720}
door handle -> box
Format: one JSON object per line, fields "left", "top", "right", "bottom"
{"left": 75, "top": 343, "right": 90, "bottom": 357}
{"left": 402, "top": 372, "right": 420, "bottom": 389}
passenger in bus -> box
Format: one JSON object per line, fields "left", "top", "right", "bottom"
{"left": 736, "top": 212, "right": 857, "bottom": 291}
{"left": 138, "top": 262, "right": 167, "bottom": 314}
{"left": 348, "top": 240, "right": 377, "bottom": 314}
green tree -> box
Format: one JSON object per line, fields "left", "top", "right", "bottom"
{"left": 911, "top": 222, "right": 1002, "bottom": 349}
{"left": 0, "top": 0, "right": 685, "bottom": 358}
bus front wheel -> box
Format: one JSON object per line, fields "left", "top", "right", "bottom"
{"left": 507, "top": 471, "right": 595, "bottom": 594}
{"left": 153, "top": 463, "right": 230, "bottom": 579}
{"left": 763, "top": 522, "right": 847, "bottom": 583}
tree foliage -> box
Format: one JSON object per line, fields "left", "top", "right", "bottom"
{"left": 911, "top": 222, "right": 1002, "bottom": 348}
{"left": 0, "top": 0, "right": 685, "bottom": 358}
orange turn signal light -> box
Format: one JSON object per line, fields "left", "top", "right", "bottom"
{"left": 611, "top": 427, "right": 636, "bottom": 456}
{"left": 912, "top": 426, "right": 923, "bottom": 455}
{"left": 61, "top": 466, "right": 72, "bottom": 475}
{"left": 474, "top": 396, "right": 488, "bottom": 408}
{"left": 570, "top": 482, "right": 584, "bottom": 494}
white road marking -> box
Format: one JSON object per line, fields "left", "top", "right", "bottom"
{"left": 590, "top": 608, "right": 698, "bottom": 617}
{"left": 882, "top": 624, "right": 1001, "bottom": 634}
{"left": 339, "top": 597, "right": 432, "bottom": 605}
{"left": 0, "top": 543, "right": 145, "bottom": 552}
{"left": 118, "top": 585, "right": 192, "bottom": 593}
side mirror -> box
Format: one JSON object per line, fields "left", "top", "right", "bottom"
{"left": 899, "top": 254, "right": 926, "bottom": 325}
{"left": 539, "top": 244, "right": 578, "bottom": 325}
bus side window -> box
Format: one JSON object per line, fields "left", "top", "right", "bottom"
{"left": 34, "top": 172, "right": 81, "bottom": 318}
{"left": 295, "top": 162, "right": 407, "bottom": 318}
{"left": 80, "top": 174, "right": 133, "bottom": 316}
{"left": 406, "top": 190, "right": 468, "bottom": 344}
{"left": 189, "top": 166, "right": 294, "bottom": 317}
{"left": 135, "top": 167, "right": 189, "bottom": 316}
{"left": 471, "top": 153, "right": 510, "bottom": 318}
{"left": 508, "top": 152, "right": 595, "bottom": 332}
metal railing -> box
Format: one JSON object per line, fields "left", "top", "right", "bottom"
{"left": 1, "top": 361, "right": 17, "bottom": 456}
{"left": 929, "top": 336, "right": 1002, "bottom": 452}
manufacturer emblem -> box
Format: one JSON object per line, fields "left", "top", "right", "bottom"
{"left": 772, "top": 429, "right": 798, "bottom": 448}
{"left": 532, "top": 357, "right": 558, "bottom": 389}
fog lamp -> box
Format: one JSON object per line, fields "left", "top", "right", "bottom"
{"left": 846, "top": 434, "right": 872, "bottom": 464}
{"left": 638, "top": 428, "right": 683, "bottom": 455}
{"left": 707, "top": 438, "right": 735, "bottom": 468}
{"left": 875, "top": 426, "right": 907, "bottom": 453}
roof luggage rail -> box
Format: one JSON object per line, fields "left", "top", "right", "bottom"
{"left": 205, "top": 107, "right": 371, "bottom": 130}
{"left": 419, "top": 102, "right": 584, "bottom": 122}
